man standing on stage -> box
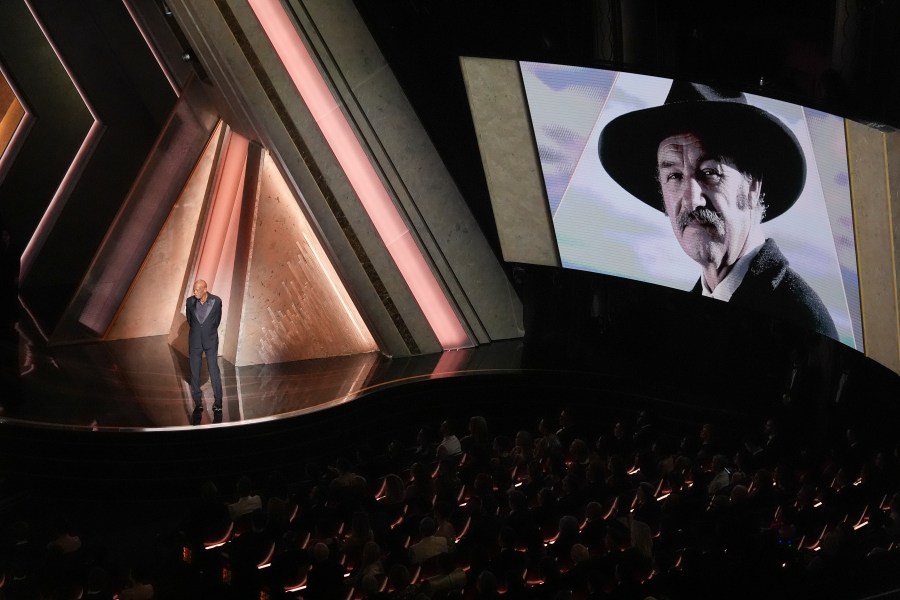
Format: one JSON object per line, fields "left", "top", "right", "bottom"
{"left": 186, "top": 279, "right": 223, "bottom": 412}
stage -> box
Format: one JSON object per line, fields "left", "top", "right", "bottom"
{"left": 0, "top": 329, "right": 526, "bottom": 430}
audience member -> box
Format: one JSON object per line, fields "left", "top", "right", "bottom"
{"left": 707, "top": 455, "right": 731, "bottom": 497}
{"left": 409, "top": 516, "right": 450, "bottom": 565}
{"left": 228, "top": 475, "right": 262, "bottom": 521}
{"left": 305, "top": 542, "right": 346, "bottom": 600}
{"left": 436, "top": 420, "right": 463, "bottom": 460}
{"left": 117, "top": 566, "right": 154, "bottom": 600}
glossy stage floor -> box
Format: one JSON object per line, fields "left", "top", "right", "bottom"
{"left": 0, "top": 330, "right": 525, "bottom": 430}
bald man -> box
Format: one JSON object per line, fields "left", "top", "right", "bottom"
{"left": 186, "top": 279, "right": 223, "bottom": 412}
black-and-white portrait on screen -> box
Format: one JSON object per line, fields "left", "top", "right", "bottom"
{"left": 520, "top": 63, "right": 861, "bottom": 348}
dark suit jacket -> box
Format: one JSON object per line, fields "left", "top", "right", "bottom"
{"left": 186, "top": 294, "right": 222, "bottom": 350}
{"left": 692, "top": 238, "right": 838, "bottom": 339}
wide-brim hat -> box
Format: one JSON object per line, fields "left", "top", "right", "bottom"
{"left": 598, "top": 81, "right": 806, "bottom": 222}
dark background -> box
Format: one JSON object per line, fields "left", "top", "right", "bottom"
{"left": 354, "top": 0, "right": 900, "bottom": 258}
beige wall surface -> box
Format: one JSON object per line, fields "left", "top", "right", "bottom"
{"left": 847, "top": 121, "right": 900, "bottom": 374}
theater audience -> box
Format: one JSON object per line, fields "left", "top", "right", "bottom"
{"left": 10, "top": 393, "right": 900, "bottom": 600}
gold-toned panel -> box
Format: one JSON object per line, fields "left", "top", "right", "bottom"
{"left": 107, "top": 124, "right": 224, "bottom": 342}
{"left": 0, "top": 76, "right": 25, "bottom": 158}
{"left": 233, "top": 152, "right": 377, "bottom": 366}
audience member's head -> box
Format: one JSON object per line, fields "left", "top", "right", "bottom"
{"left": 312, "top": 542, "right": 330, "bottom": 563}
{"left": 236, "top": 475, "right": 253, "bottom": 498}
{"left": 469, "top": 416, "right": 489, "bottom": 441}
{"left": 476, "top": 569, "right": 498, "bottom": 595}
{"left": 419, "top": 516, "right": 437, "bottom": 537}
{"left": 571, "top": 543, "right": 590, "bottom": 565}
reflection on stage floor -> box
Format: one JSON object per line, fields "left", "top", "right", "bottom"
{"left": 0, "top": 333, "right": 524, "bottom": 430}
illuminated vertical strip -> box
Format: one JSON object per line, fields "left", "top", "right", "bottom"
{"left": 246, "top": 0, "right": 470, "bottom": 350}
{"left": 298, "top": 233, "right": 370, "bottom": 346}
{"left": 883, "top": 133, "right": 900, "bottom": 362}
{"left": 196, "top": 129, "right": 248, "bottom": 287}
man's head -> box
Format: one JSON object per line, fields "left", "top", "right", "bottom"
{"left": 657, "top": 131, "right": 765, "bottom": 271}
{"left": 599, "top": 81, "right": 806, "bottom": 269}
{"left": 192, "top": 279, "right": 208, "bottom": 302}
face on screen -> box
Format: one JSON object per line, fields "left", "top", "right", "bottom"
{"left": 656, "top": 132, "right": 764, "bottom": 273}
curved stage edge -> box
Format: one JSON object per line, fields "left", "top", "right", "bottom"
{"left": 0, "top": 329, "right": 776, "bottom": 491}
{"left": 3, "top": 324, "right": 900, "bottom": 495}
{"left": 0, "top": 335, "right": 529, "bottom": 431}
{"left": 0, "top": 330, "right": 781, "bottom": 433}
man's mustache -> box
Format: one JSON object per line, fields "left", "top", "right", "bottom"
{"left": 677, "top": 207, "right": 725, "bottom": 236}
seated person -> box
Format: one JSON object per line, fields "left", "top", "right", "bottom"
{"left": 305, "top": 542, "right": 347, "bottom": 600}
{"left": 436, "top": 420, "right": 463, "bottom": 459}
{"left": 409, "top": 517, "right": 451, "bottom": 565}
{"left": 228, "top": 475, "right": 262, "bottom": 521}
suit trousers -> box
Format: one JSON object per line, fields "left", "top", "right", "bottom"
{"left": 190, "top": 343, "right": 223, "bottom": 408}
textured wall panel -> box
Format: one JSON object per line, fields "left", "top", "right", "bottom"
{"left": 107, "top": 125, "right": 223, "bottom": 343}
{"left": 461, "top": 57, "right": 558, "bottom": 268}
{"left": 847, "top": 121, "right": 900, "bottom": 373}
{"left": 234, "top": 153, "right": 377, "bottom": 366}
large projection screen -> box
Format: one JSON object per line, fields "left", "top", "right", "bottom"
{"left": 518, "top": 62, "right": 862, "bottom": 350}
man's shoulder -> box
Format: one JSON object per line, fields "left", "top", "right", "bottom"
{"left": 741, "top": 239, "right": 837, "bottom": 337}
{"left": 746, "top": 239, "right": 789, "bottom": 278}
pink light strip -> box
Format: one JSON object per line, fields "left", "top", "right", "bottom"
{"left": 196, "top": 129, "right": 248, "bottom": 288}
{"left": 246, "top": 0, "right": 470, "bottom": 350}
